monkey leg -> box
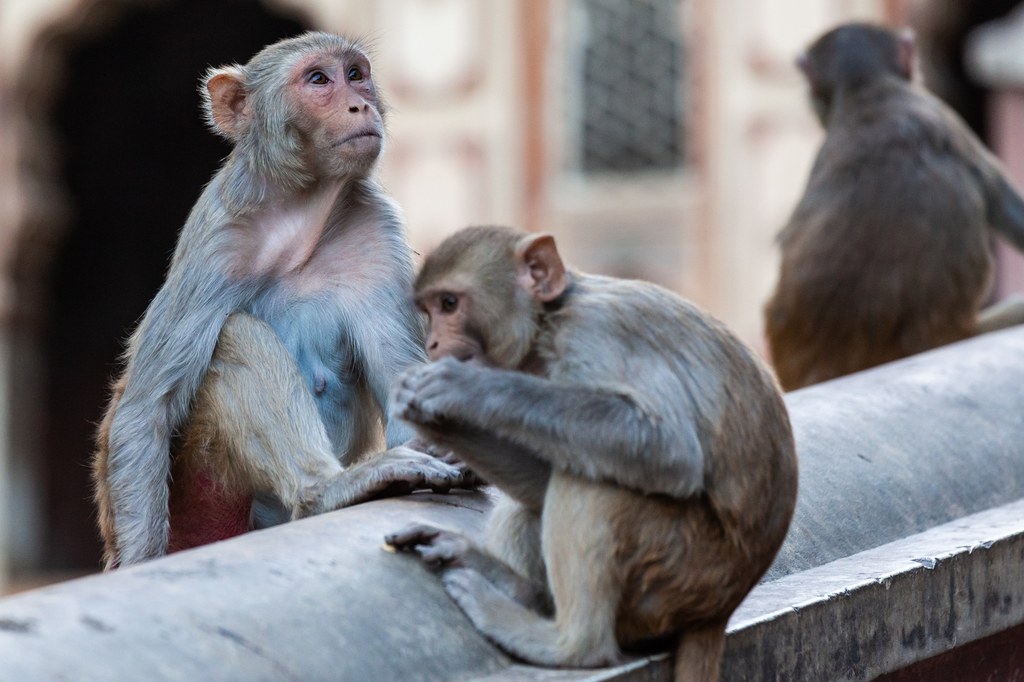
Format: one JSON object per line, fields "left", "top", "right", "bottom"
{"left": 485, "top": 493, "right": 548, "bottom": 602}
{"left": 386, "top": 491, "right": 552, "bottom": 613}
{"left": 440, "top": 473, "right": 625, "bottom": 668}
{"left": 190, "top": 313, "right": 464, "bottom": 520}
{"left": 187, "top": 313, "right": 346, "bottom": 517}
{"left": 385, "top": 521, "right": 551, "bottom": 612}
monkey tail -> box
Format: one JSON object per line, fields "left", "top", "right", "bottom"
{"left": 672, "top": 624, "right": 726, "bottom": 682}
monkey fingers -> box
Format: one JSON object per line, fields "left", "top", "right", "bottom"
{"left": 384, "top": 522, "right": 442, "bottom": 549}
{"left": 392, "top": 358, "right": 478, "bottom": 427}
{"left": 405, "top": 438, "right": 482, "bottom": 483}
{"left": 317, "top": 447, "right": 468, "bottom": 510}
{"left": 422, "top": 445, "right": 487, "bottom": 489}
{"left": 438, "top": 456, "right": 487, "bottom": 489}
{"left": 370, "top": 448, "right": 463, "bottom": 494}
{"left": 384, "top": 523, "right": 474, "bottom": 568}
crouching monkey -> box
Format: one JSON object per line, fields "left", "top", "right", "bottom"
{"left": 94, "top": 33, "right": 474, "bottom": 570}
{"left": 385, "top": 227, "right": 798, "bottom": 681}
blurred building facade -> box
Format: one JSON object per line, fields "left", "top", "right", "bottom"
{"left": 0, "top": 0, "right": 1021, "bottom": 588}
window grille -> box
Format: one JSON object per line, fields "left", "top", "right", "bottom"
{"left": 569, "top": 0, "right": 686, "bottom": 174}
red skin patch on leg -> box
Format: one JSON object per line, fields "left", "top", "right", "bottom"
{"left": 167, "top": 467, "right": 252, "bottom": 553}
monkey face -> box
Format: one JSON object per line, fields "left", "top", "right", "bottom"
{"left": 417, "top": 289, "right": 486, "bottom": 364}
{"left": 288, "top": 48, "right": 385, "bottom": 177}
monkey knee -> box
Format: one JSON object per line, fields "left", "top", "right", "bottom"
{"left": 249, "top": 492, "right": 292, "bottom": 529}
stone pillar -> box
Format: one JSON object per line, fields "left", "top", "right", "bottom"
{"left": 966, "top": 7, "right": 1024, "bottom": 297}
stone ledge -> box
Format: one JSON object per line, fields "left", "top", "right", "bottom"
{"left": 2, "top": 327, "right": 1024, "bottom": 680}
{"left": 722, "top": 497, "right": 1024, "bottom": 681}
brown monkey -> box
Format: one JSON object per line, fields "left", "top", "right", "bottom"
{"left": 384, "top": 227, "right": 797, "bottom": 681}
{"left": 93, "top": 32, "right": 473, "bottom": 570}
{"left": 765, "top": 23, "right": 1024, "bottom": 391}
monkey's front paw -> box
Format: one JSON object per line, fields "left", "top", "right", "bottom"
{"left": 367, "top": 445, "right": 471, "bottom": 496}
{"left": 384, "top": 523, "right": 475, "bottom": 568}
{"left": 391, "top": 358, "right": 476, "bottom": 426}
{"left": 405, "top": 439, "right": 487, "bottom": 489}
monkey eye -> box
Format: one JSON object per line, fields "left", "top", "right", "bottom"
{"left": 439, "top": 294, "right": 459, "bottom": 314}
{"left": 307, "top": 70, "right": 330, "bottom": 85}
{"left": 347, "top": 66, "right": 364, "bottom": 82}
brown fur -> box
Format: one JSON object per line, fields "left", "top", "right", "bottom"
{"left": 387, "top": 227, "right": 797, "bottom": 680}
{"left": 766, "top": 23, "right": 1024, "bottom": 391}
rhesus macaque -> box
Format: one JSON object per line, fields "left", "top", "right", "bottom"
{"left": 93, "top": 33, "right": 473, "bottom": 570}
{"left": 765, "top": 23, "right": 1024, "bottom": 391}
{"left": 384, "top": 227, "right": 798, "bottom": 681}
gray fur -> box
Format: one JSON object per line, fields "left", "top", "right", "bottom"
{"left": 98, "top": 33, "right": 435, "bottom": 568}
{"left": 387, "top": 228, "right": 798, "bottom": 676}
{"left": 395, "top": 273, "right": 774, "bottom": 503}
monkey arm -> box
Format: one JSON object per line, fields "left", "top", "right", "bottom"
{"left": 105, "top": 264, "right": 242, "bottom": 566}
{"left": 983, "top": 170, "right": 1024, "bottom": 252}
{"left": 394, "top": 359, "right": 705, "bottom": 500}
{"left": 351, "top": 288, "right": 427, "bottom": 449}
{"left": 953, "top": 127, "right": 1024, "bottom": 251}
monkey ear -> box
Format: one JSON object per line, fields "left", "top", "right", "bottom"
{"left": 897, "top": 28, "right": 915, "bottom": 80}
{"left": 202, "top": 66, "right": 250, "bottom": 141}
{"left": 515, "top": 233, "right": 567, "bottom": 303}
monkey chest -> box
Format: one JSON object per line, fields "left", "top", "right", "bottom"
{"left": 255, "top": 294, "right": 363, "bottom": 408}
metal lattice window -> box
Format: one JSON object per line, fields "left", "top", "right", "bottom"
{"left": 569, "top": 0, "right": 686, "bottom": 174}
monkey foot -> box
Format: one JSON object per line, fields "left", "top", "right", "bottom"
{"left": 383, "top": 523, "right": 474, "bottom": 568}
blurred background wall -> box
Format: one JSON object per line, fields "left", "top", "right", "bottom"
{"left": 0, "top": 0, "right": 1021, "bottom": 591}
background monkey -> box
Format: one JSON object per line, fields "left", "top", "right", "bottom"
{"left": 385, "top": 227, "right": 797, "bottom": 681}
{"left": 765, "top": 23, "right": 1024, "bottom": 391}
{"left": 93, "top": 32, "right": 472, "bottom": 570}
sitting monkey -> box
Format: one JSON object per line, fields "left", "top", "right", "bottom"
{"left": 94, "top": 33, "right": 472, "bottom": 570}
{"left": 765, "top": 23, "right": 1024, "bottom": 390}
{"left": 385, "top": 226, "right": 798, "bottom": 681}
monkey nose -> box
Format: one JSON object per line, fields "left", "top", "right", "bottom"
{"left": 346, "top": 98, "right": 370, "bottom": 114}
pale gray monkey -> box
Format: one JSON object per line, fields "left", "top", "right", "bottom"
{"left": 94, "top": 32, "right": 472, "bottom": 570}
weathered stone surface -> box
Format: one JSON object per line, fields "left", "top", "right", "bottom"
{"left": 2, "top": 327, "right": 1023, "bottom": 681}
{"left": 768, "top": 326, "right": 1024, "bottom": 580}
{"left": 0, "top": 492, "right": 505, "bottom": 682}
{"left": 723, "top": 498, "right": 1024, "bottom": 681}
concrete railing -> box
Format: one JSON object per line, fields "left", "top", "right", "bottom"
{"left": 2, "top": 327, "right": 1024, "bottom": 681}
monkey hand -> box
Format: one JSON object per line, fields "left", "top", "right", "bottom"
{"left": 333, "top": 446, "right": 472, "bottom": 506}
{"left": 360, "top": 440, "right": 471, "bottom": 493}
{"left": 406, "top": 438, "right": 487, "bottom": 489}
{"left": 392, "top": 357, "right": 483, "bottom": 428}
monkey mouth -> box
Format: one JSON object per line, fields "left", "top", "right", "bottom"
{"left": 337, "top": 131, "right": 382, "bottom": 146}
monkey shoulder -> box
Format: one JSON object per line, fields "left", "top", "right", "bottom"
{"left": 795, "top": 85, "right": 989, "bottom": 241}
{"left": 826, "top": 84, "right": 974, "bottom": 163}
{"left": 552, "top": 275, "right": 759, "bottom": 384}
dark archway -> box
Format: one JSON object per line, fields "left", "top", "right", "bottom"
{"left": 37, "top": 0, "right": 309, "bottom": 569}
